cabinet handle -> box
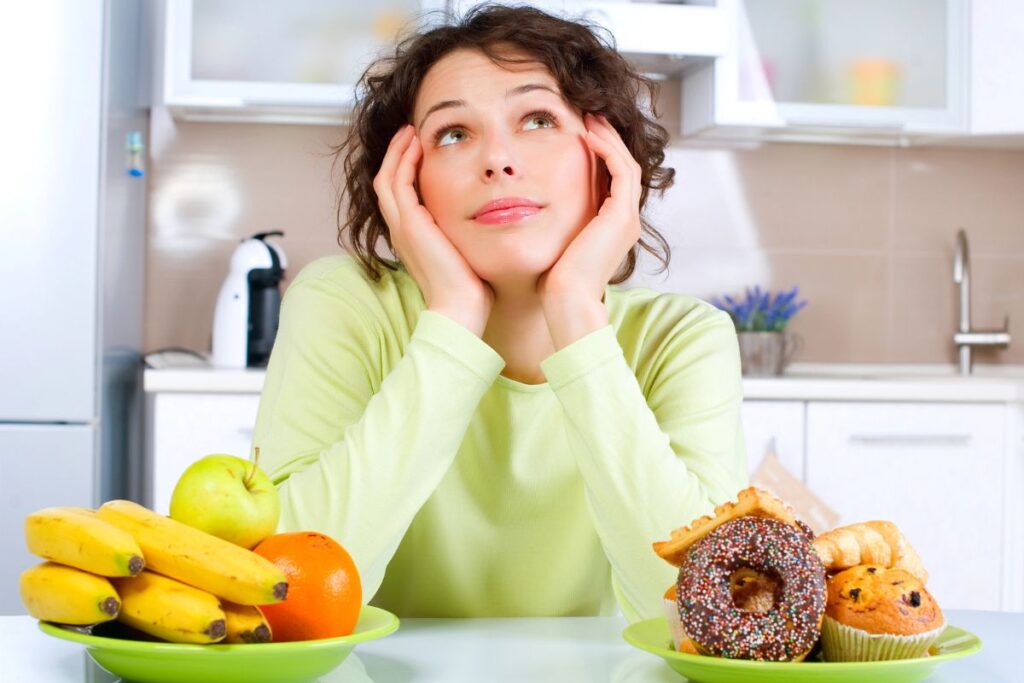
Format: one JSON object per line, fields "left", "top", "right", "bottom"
{"left": 848, "top": 434, "right": 972, "bottom": 446}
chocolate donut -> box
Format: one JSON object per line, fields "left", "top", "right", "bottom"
{"left": 676, "top": 516, "right": 826, "bottom": 661}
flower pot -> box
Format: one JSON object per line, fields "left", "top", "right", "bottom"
{"left": 736, "top": 331, "right": 802, "bottom": 377}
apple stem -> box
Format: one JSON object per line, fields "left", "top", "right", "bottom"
{"left": 244, "top": 447, "right": 260, "bottom": 489}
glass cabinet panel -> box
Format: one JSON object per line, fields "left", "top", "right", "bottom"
{"left": 190, "top": 0, "right": 423, "bottom": 88}
{"left": 742, "top": 0, "right": 949, "bottom": 110}
{"left": 681, "top": 0, "right": 968, "bottom": 142}
{"left": 161, "top": 0, "right": 445, "bottom": 121}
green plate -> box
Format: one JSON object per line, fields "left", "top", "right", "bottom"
{"left": 39, "top": 605, "right": 399, "bottom": 683}
{"left": 623, "top": 618, "right": 982, "bottom": 683}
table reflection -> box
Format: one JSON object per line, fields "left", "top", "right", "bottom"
{"left": 81, "top": 651, "right": 379, "bottom": 683}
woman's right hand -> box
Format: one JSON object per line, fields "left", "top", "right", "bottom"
{"left": 373, "top": 124, "right": 493, "bottom": 337}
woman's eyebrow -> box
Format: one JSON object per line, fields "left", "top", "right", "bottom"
{"left": 417, "top": 99, "right": 464, "bottom": 131}
{"left": 417, "top": 83, "right": 563, "bottom": 130}
{"left": 507, "top": 83, "right": 561, "bottom": 99}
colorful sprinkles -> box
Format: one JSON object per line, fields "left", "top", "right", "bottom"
{"left": 676, "top": 516, "right": 826, "bottom": 661}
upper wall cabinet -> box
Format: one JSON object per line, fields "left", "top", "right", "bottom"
{"left": 965, "top": 0, "right": 1024, "bottom": 142}
{"left": 158, "top": 0, "right": 730, "bottom": 125}
{"left": 448, "top": 1, "right": 729, "bottom": 77}
{"left": 158, "top": 0, "right": 447, "bottom": 124}
{"left": 681, "top": 0, "right": 970, "bottom": 146}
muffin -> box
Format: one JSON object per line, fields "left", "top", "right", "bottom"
{"left": 821, "top": 565, "right": 945, "bottom": 661}
{"left": 662, "top": 585, "right": 698, "bottom": 654}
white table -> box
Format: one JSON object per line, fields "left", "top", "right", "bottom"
{"left": 2, "top": 610, "right": 1020, "bottom": 682}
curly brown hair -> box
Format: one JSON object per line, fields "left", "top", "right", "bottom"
{"left": 334, "top": 3, "right": 674, "bottom": 284}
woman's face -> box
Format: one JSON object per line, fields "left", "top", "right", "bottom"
{"left": 412, "top": 48, "right": 603, "bottom": 285}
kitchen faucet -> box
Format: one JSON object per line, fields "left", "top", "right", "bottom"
{"left": 952, "top": 229, "right": 1010, "bottom": 375}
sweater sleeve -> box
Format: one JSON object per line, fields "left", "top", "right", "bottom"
{"left": 250, "top": 274, "right": 505, "bottom": 602}
{"left": 538, "top": 307, "right": 747, "bottom": 622}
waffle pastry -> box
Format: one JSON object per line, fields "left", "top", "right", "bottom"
{"left": 653, "top": 486, "right": 801, "bottom": 567}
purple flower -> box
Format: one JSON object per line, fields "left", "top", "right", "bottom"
{"left": 712, "top": 285, "right": 807, "bottom": 331}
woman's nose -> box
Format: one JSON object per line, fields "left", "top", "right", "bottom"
{"left": 481, "top": 134, "right": 517, "bottom": 180}
{"left": 484, "top": 164, "right": 515, "bottom": 179}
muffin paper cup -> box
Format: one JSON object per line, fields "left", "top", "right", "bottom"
{"left": 821, "top": 615, "right": 946, "bottom": 661}
{"left": 662, "top": 598, "right": 686, "bottom": 652}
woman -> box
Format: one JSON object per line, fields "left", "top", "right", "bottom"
{"left": 251, "top": 4, "right": 746, "bottom": 622}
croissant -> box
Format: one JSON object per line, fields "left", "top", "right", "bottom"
{"left": 813, "top": 520, "right": 928, "bottom": 583}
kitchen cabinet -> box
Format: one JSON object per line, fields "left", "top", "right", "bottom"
{"left": 805, "top": 402, "right": 1008, "bottom": 611}
{"left": 149, "top": 395, "right": 806, "bottom": 509}
{"left": 159, "top": 0, "right": 728, "bottom": 124}
{"left": 146, "top": 392, "right": 261, "bottom": 514}
{"left": 158, "top": 0, "right": 447, "bottom": 124}
{"left": 449, "top": 0, "right": 728, "bottom": 77}
{"left": 1007, "top": 403, "right": 1024, "bottom": 611}
{"left": 144, "top": 369, "right": 1024, "bottom": 612}
{"left": 681, "top": 0, "right": 970, "bottom": 146}
{"left": 964, "top": 0, "right": 1024, "bottom": 139}
{"left": 158, "top": 0, "right": 1024, "bottom": 142}
{"left": 740, "top": 400, "right": 804, "bottom": 479}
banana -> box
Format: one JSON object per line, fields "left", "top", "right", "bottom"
{"left": 97, "top": 499, "right": 287, "bottom": 605}
{"left": 20, "top": 562, "right": 121, "bottom": 625}
{"left": 113, "top": 570, "right": 227, "bottom": 644}
{"left": 25, "top": 507, "right": 144, "bottom": 577}
{"left": 221, "top": 601, "right": 272, "bottom": 643}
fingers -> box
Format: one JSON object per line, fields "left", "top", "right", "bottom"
{"left": 392, "top": 134, "right": 426, "bottom": 226}
{"left": 584, "top": 115, "right": 641, "bottom": 208}
{"left": 378, "top": 124, "right": 414, "bottom": 182}
{"left": 586, "top": 113, "right": 633, "bottom": 162}
{"left": 373, "top": 125, "right": 416, "bottom": 227}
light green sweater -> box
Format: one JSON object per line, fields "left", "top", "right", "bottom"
{"left": 251, "top": 255, "right": 746, "bottom": 622}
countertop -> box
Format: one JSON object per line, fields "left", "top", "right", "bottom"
{"left": 2, "top": 610, "right": 1020, "bottom": 682}
{"left": 143, "top": 359, "right": 1024, "bottom": 402}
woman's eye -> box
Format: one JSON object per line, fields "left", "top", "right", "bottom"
{"left": 433, "top": 112, "right": 557, "bottom": 146}
{"left": 524, "top": 113, "right": 556, "bottom": 130}
{"left": 436, "top": 128, "right": 467, "bottom": 147}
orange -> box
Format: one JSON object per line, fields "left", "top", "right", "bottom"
{"left": 252, "top": 531, "right": 362, "bottom": 641}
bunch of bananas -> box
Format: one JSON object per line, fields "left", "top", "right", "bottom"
{"left": 20, "top": 500, "right": 286, "bottom": 644}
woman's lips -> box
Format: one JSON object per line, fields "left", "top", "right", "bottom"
{"left": 473, "top": 206, "right": 542, "bottom": 225}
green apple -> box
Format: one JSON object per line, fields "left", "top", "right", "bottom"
{"left": 169, "top": 453, "right": 280, "bottom": 549}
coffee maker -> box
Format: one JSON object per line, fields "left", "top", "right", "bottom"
{"left": 211, "top": 231, "right": 286, "bottom": 368}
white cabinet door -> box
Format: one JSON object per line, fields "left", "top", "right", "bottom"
{"left": 1007, "top": 404, "right": 1024, "bottom": 612}
{"left": 741, "top": 400, "right": 804, "bottom": 480}
{"left": 147, "top": 393, "right": 261, "bottom": 515}
{"left": 0, "top": 425, "right": 95, "bottom": 615}
{"left": 806, "top": 402, "right": 1005, "bottom": 611}
{"left": 682, "top": 0, "right": 969, "bottom": 145}
{"left": 161, "top": 0, "right": 447, "bottom": 123}
{"left": 968, "top": 0, "right": 1024, "bottom": 136}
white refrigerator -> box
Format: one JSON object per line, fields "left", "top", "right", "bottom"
{"left": 0, "top": 0, "right": 150, "bottom": 613}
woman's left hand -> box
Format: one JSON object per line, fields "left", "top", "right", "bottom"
{"left": 539, "top": 113, "right": 643, "bottom": 349}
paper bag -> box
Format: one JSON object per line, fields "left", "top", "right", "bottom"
{"left": 751, "top": 451, "right": 839, "bottom": 535}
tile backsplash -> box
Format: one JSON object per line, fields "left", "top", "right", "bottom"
{"left": 144, "top": 87, "right": 1024, "bottom": 365}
